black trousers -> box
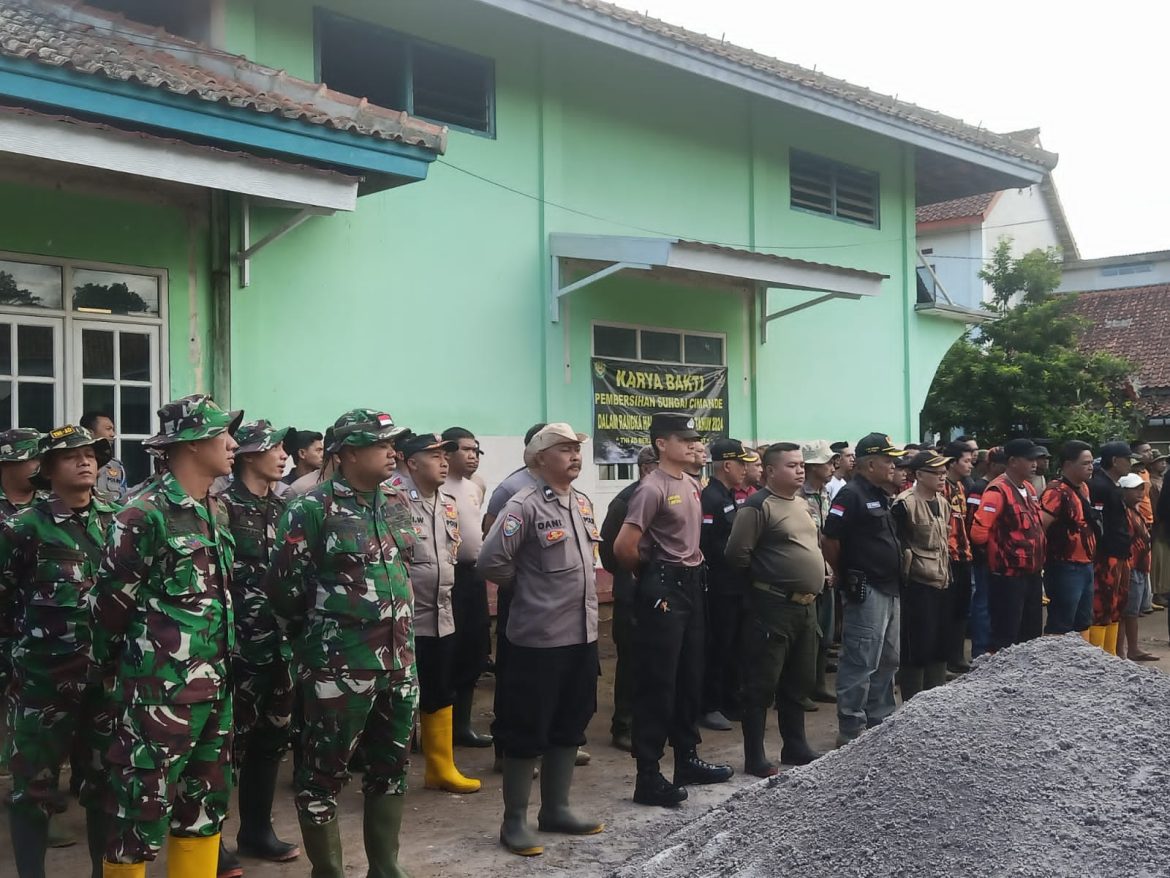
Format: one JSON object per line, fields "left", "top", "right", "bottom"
{"left": 495, "top": 641, "right": 599, "bottom": 759}
{"left": 611, "top": 572, "right": 636, "bottom": 737}
{"left": 631, "top": 562, "right": 705, "bottom": 771}
{"left": 490, "top": 586, "right": 513, "bottom": 746}
{"left": 988, "top": 572, "right": 1044, "bottom": 651}
{"left": 702, "top": 584, "right": 743, "bottom": 715}
{"left": 416, "top": 633, "right": 457, "bottom": 713}
{"left": 452, "top": 562, "right": 491, "bottom": 691}
{"left": 900, "top": 581, "right": 950, "bottom": 666}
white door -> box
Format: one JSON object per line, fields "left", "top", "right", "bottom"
{"left": 0, "top": 315, "right": 64, "bottom": 432}
{"left": 72, "top": 322, "right": 160, "bottom": 486}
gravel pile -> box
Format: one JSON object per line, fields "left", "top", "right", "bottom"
{"left": 615, "top": 636, "right": 1170, "bottom": 878}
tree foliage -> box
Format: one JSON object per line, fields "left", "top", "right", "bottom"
{"left": 922, "top": 239, "right": 1141, "bottom": 446}
{"left": 73, "top": 282, "right": 149, "bottom": 314}
{"left": 0, "top": 271, "right": 41, "bottom": 307}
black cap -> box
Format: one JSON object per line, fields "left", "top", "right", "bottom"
{"left": 907, "top": 451, "right": 953, "bottom": 471}
{"left": 399, "top": 432, "right": 458, "bottom": 459}
{"left": 650, "top": 412, "right": 700, "bottom": 441}
{"left": 709, "top": 438, "right": 750, "bottom": 462}
{"left": 523, "top": 423, "right": 548, "bottom": 446}
{"left": 1003, "top": 438, "right": 1045, "bottom": 460}
{"left": 830, "top": 441, "right": 850, "bottom": 454}
{"left": 856, "top": 432, "right": 907, "bottom": 458}
{"left": 1100, "top": 440, "right": 1134, "bottom": 461}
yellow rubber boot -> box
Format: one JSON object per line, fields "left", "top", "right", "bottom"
{"left": 167, "top": 833, "right": 220, "bottom": 878}
{"left": 103, "top": 862, "right": 146, "bottom": 877}
{"left": 1081, "top": 628, "right": 1092, "bottom": 643}
{"left": 422, "top": 706, "right": 481, "bottom": 793}
{"left": 1088, "top": 625, "right": 1107, "bottom": 648}
{"left": 1103, "top": 622, "right": 1120, "bottom": 656}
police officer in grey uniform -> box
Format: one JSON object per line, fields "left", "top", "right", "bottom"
{"left": 479, "top": 423, "right": 603, "bottom": 857}
{"left": 80, "top": 412, "right": 126, "bottom": 503}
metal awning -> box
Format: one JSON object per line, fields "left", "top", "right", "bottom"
{"left": 915, "top": 302, "right": 998, "bottom": 324}
{"left": 549, "top": 233, "right": 887, "bottom": 341}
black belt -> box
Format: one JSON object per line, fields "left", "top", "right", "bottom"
{"left": 751, "top": 581, "right": 817, "bottom": 605}
{"left": 647, "top": 561, "right": 705, "bottom": 585}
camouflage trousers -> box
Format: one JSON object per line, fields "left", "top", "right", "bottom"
{"left": 295, "top": 666, "right": 418, "bottom": 824}
{"left": 104, "top": 698, "right": 233, "bottom": 864}
{"left": 231, "top": 656, "right": 295, "bottom": 764}
{"left": 8, "top": 662, "right": 115, "bottom": 816}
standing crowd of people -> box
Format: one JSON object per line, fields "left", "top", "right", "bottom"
{"left": 0, "top": 395, "right": 1166, "bottom": 877}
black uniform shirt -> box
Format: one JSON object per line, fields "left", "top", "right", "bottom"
{"left": 1088, "top": 468, "right": 1132, "bottom": 560}
{"left": 700, "top": 479, "right": 745, "bottom": 594}
{"left": 822, "top": 473, "right": 901, "bottom": 594}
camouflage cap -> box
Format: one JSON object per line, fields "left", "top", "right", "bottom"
{"left": 142, "top": 394, "right": 244, "bottom": 448}
{"left": 0, "top": 427, "right": 42, "bottom": 462}
{"left": 327, "top": 409, "right": 406, "bottom": 453}
{"left": 234, "top": 419, "right": 291, "bottom": 455}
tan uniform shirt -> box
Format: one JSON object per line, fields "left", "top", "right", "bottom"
{"left": 478, "top": 480, "right": 599, "bottom": 648}
{"left": 725, "top": 489, "right": 825, "bottom": 594}
{"left": 623, "top": 468, "right": 703, "bottom": 566}
{"left": 395, "top": 472, "right": 459, "bottom": 638}
{"left": 444, "top": 474, "right": 484, "bottom": 563}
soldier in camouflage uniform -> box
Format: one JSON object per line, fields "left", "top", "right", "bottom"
{"left": 0, "top": 428, "right": 43, "bottom": 782}
{"left": 90, "top": 395, "right": 242, "bottom": 878}
{"left": 263, "top": 409, "right": 418, "bottom": 878}
{"left": 215, "top": 419, "right": 300, "bottom": 864}
{"left": 0, "top": 425, "right": 116, "bottom": 878}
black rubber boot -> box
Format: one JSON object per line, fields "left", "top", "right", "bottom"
{"left": 500, "top": 758, "right": 543, "bottom": 856}
{"left": 298, "top": 817, "right": 344, "bottom": 878}
{"left": 9, "top": 806, "right": 49, "bottom": 878}
{"left": 217, "top": 837, "right": 243, "bottom": 878}
{"left": 85, "top": 806, "right": 107, "bottom": 878}
{"left": 673, "top": 750, "right": 734, "bottom": 786}
{"left": 899, "top": 665, "right": 924, "bottom": 703}
{"left": 778, "top": 708, "right": 823, "bottom": 766}
{"left": 364, "top": 794, "right": 411, "bottom": 878}
{"left": 236, "top": 752, "right": 300, "bottom": 862}
{"left": 632, "top": 769, "right": 687, "bottom": 808}
{"left": 452, "top": 689, "right": 493, "bottom": 748}
{"left": 924, "top": 661, "right": 949, "bottom": 691}
{"left": 741, "top": 709, "right": 777, "bottom": 778}
{"left": 536, "top": 747, "right": 603, "bottom": 835}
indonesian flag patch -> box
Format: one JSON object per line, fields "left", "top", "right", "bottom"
{"left": 829, "top": 504, "right": 845, "bottom": 517}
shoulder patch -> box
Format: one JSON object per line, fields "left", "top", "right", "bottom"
{"left": 502, "top": 514, "right": 522, "bottom": 537}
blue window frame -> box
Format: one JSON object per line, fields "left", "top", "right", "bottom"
{"left": 789, "top": 150, "right": 879, "bottom": 227}
{"left": 315, "top": 9, "right": 496, "bottom": 137}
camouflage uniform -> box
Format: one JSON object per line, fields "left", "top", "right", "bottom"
{"left": 263, "top": 409, "right": 418, "bottom": 829}
{"left": 217, "top": 422, "right": 294, "bottom": 759}
{"left": 90, "top": 395, "right": 242, "bottom": 865}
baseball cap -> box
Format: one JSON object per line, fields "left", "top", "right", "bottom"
{"left": 1119, "top": 473, "right": 1145, "bottom": 489}
{"left": 907, "top": 451, "right": 952, "bottom": 472}
{"left": 1003, "top": 438, "right": 1045, "bottom": 460}
{"left": 742, "top": 448, "right": 761, "bottom": 464}
{"left": 143, "top": 395, "right": 243, "bottom": 448}
{"left": 801, "top": 439, "right": 835, "bottom": 465}
{"left": 327, "top": 409, "right": 406, "bottom": 453}
{"left": 709, "top": 438, "right": 751, "bottom": 462}
{"left": 856, "top": 432, "right": 907, "bottom": 458}
{"left": 1099, "top": 441, "right": 1133, "bottom": 462}
{"left": 398, "top": 432, "right": 459, "bottom": 459}
{"left": 234, "top": 420, "right": 291, "bottom": 455}
{"left": 0, "top": 427, "right": 42, "bottom": 462}
{"left": 650, "top": 412, "right": 700, "bottom": 441}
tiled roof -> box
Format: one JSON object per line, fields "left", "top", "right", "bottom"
{"left": 557, "top": 0, "right": 1056, "bottom": 169}
{"left": 1070, "top": 284, "right": 1170, "bottom": 390}
{"left": 0, "top": 0, "right": 447, "bottom": 154}
{"left": 916, "top": 192, "right": 997, "bottom": 224}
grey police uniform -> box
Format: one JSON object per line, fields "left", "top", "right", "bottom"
{"left": 478, "top": 480, "right": 599, "bottom": 757}
{"left": 395, "top": 471, "right": 460, "bottom": 713}
{"left": 95, "top": 457, "right": 128, "bottom": 503}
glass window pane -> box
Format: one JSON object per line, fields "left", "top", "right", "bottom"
{"left": 640, "top": 330, "right": 681, "bottom": 363}
{"left": 17, "top": 382, "right": 54, "bottom": 432}
{"left": 119, "top": 333, "right": 151, "bottom": 382}
{"left": 83, "top": 384, "right": 115, "bottom": 419}
{"left": 0, "top": 381, "right": 11, "bottom": 430}
{"left": 72, "top": 269, "right": 160, "bottom": 315}
{"left": 121, "top": 439, "right": 149, "bottom": 488}
{"left": 0, "top": 260, "right": 62, "bottom": 309}
{"left": 120, "top": 386, "right": 152, "bottom": 436}
{"left": 0, "top": 323, "right": 10, "bottom": 376}
{"left": 593, "top": 325, "right": 637, "bottom": 359}
{"left": 17, "top": 325, "right": 54, "bottom": 377}
{"left": 81, "top": 329, "right": 115, "bottom": 379}
{"left": 684, "top": 335, "right": 724, "bottom": 366}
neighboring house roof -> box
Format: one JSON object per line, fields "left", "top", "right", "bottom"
{"left": 0, "top": 0, "right": 447, "bottom": 154}
{"left": 1064, "top": 249, "right": 1170, "bottom": 271}
{"left": 1070, "top": 284, "right": 1170, "bottom": 399}
{"left": 548, "top": 0, "right": 1056, "bottom": 169}
{"left": 915, "top": 192, "right": 998, "bottom": 224}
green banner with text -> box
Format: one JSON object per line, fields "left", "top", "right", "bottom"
{"left": 591, "top": 357, "right": 729, "bottom": 464}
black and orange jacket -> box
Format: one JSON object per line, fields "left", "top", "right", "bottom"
{"left": 970, "top": 475, "right": 1046, "bottom": 576}
{"left": 944, "top": 478, "right": 972, "bottom": 563}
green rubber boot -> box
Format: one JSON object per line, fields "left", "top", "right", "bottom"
{"left": 499, "top": 758, "right": 543, "bottom": 856}
{"left": 363, "top": 794, "right": 411, "bottom": 878}
{"left": 298, "top": 817, "right": 344, "bottom": 878}
{"left": 537, "top": 747, "right": 603, "bottom": 836}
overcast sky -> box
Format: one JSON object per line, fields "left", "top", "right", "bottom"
{"left": 632, "top": 0, "right": 1163, "bottom": 259}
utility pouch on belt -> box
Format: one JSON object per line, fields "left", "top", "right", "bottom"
{"left": 844, "top": 569, "right": 868, "bottom": 603}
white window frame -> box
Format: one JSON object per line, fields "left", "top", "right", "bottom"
{"left": 0, "top": 250, "right": 170, "bottom": 422}
{"left": 590, "top": 320, "right": 727, "bottom": 367}
{"left": 0, "top": 314, "right": 65, "bottom": 428}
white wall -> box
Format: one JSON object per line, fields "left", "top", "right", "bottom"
{"left": 1058, "top": 259, "right": 1170, "bottom": 294}
{"left": 980, "top": 187, "right": 1062, "bottom": 303}
{"left": 918, "top": 223, "right": 983, "bottom": 309}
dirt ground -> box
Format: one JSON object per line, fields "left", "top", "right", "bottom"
{"left": 5, "top": 610, "right": 1170, "bottom": 877}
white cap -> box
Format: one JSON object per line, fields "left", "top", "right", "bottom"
{"left": 1118, "top": 473, "right": 1145, "bottom": 489}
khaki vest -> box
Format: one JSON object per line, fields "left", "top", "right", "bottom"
{"left": 895, "top": 488, "right": 951, "bottom": 589}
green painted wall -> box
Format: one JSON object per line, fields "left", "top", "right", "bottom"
{"left": 0, "top": 180, "right": 213, "bottom": 400}
{"left": 223, "top": 0, "right": 963, "bottom": 443}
